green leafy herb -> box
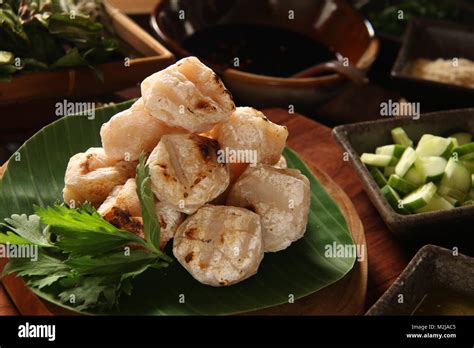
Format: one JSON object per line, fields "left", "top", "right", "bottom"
{"left": 64, "top": 250, "right": 166, "bottom": 276}
{"left": 2, "top": 213, "right": 51, "bottom": 246}
{"left": 0, "top": 231, "right": 31, "bottom": 245}
{"left": 361, "top": 0, "right": 463, "bottom": 37}
{"left": 3, "top": 252, "right": 69, "bottom": 278}
{"left": 136, "top": 154, "right": 172, "bottom": 263}
{"left": 0, "top": 0, "right": 122, "bottom": 81}
{"left": 1, "top": 197, "right": 172, "bottom": 310}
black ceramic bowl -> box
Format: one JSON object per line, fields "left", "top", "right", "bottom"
{"left": 333, "top": 108, "right": 474, "bottom": 241}
{"left": 367, "top": 245, "right": 474, "bottom": 315}
{"left": 391, "top": 18, "right": 474, "bottom": 110}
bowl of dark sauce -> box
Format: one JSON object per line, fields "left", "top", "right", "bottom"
{"left": 151, "top": 0, "right": 379, "bottom": 112}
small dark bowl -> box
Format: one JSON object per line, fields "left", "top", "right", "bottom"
{"left": 151, "top": 0, "right": 379, "bottom": 111}
{"left": 391, "top": 18, "right": 474, "bottom": 109}
{"left": 367, "top": 245, "right": 474, "bottom": 315}
{"left": 333, "top": 108, "right": 474, "bottom": 241}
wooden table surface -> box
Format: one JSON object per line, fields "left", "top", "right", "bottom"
{"left": 0, "top": 106, "right": 412, "bottom": 315}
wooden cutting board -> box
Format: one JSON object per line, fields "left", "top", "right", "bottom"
{"left": 0, "top": 109, "right": 368, "bottom": 315}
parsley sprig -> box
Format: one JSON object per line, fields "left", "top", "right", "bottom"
{"left": 0, "top": 155, "right": 171, "bottom": 311}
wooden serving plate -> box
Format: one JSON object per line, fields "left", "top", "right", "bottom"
{"left": 0, "top": 109, "right": 367, "bottom": 315}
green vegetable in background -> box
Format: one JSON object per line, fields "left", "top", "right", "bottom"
{"left": 0, "top": 0, "right": 122, "bottom": 81}
{"left": 135, "top": 155, "right": 165, "bottom": 256}
{"left": 361, "top": 0, "right": 462, "bottom": 37}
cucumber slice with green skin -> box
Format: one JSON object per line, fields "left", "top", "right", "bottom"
{"left": 415, "top": 134, "right": 454, "bottom": 158}
{"left": 462, "top": 160, "right": 474, "bottom": 174}
{"left": 376, "top": 144, "right": 407, "bottom": 158}
{"left": 361, "top": 153, "right": 398, "bottom": 167}
{"left": 391, "top": 127, "right": 413, "bottom": 147}
{"left": 388, "top": 174, "right": 417, "bottom": 194}
{"left": 449, "top": 132, "right": 472, "bottom": 146}
{"left": 458, "top": 152, "right": 474, "bottom": 160}
{"left": 381, "top": 185, "right": 409, "bottom": 214}
{"left": 395, "top": 147, "right": 416, "bottom": 177}
{"left": 461, "top": 200, "right": 474, "bottom": 206}
{"left": 400, "top": 182, "right": 437, "bottom": 212}
{"left": 404, "top": 166, "right": 424, "bottom": 186}
{"left": 414, "top": 156, "right": 447, "bottom": 183}
{"left": 438, "top": 185, "right": 466, "bottom": 203}
{"left": 438, "top": 193, "right": 459, "bottom": 207}
{"left": 469, "top": 188, "right": 474, "bottom": 200}
{"left": 416, "top": 194, "right": 454, "bottom": 213}
{"left": 440, "top": 158, "right": 471, "bottom": 193}
{"left": 369, "top": 167, "right": 387, "bottom": 188}
{"left": 384, "top": 166, "right": 395, "bottom": 178}
{"left": 452, "top": 142, "right": 474, "bottom": 160}
{"left": 449, "top": 137, "right": 459, "bottom": 149}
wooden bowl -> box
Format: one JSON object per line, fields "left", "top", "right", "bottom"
{"left": 151, "top": 0, "right": 379, "bottom": 111}
{"left": 0, "top": 0, "right": 175, "bottom": 105}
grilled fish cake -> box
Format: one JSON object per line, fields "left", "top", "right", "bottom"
{"left": 147, "top": 134, "right": 230, "bottom": 214}
{"left": 227, "top": 164, "right": 310, "bottom": 252}
{"left": 141, "top": 57, "right": 235, "bottom": 133}
{"left": 173, "top": 205, "right": 264, "bottom": 286}
{"left": 63, "top": 147, "right": 136, "bottom": 207}
{"left": 100, "top": 98, "right": 184, "bottom": 162}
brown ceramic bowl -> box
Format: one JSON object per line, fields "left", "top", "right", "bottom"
{"left": 333, "top": 108, "right": 474, "bottom": 242}
{"left": 367, "top": 245, "right": 474, "bottom": 315}
{"left": 151, "top": 0, "right": 379, "bottom": 111}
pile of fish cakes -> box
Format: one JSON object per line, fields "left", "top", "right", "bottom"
{"left": 63, "top": 57, "right": 311, "bottom": 286}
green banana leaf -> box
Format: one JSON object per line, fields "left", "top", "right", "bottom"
{"left": 0, "top": 100, "right": 356, "bottom": 315}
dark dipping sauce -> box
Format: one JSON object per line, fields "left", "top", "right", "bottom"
{"left": 182, "top": 24, "right": 337, "bottom": 77}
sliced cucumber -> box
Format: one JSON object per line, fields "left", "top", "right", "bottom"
{"left": 395, "top": 147, "right": 416, "bottom": 177}
{"left": 469, "top": 188, "right": 474, "bottom": 200}
{"left": 449, "top": 132, "right": 472, "bottom": 146}
{"left": 414, "top": 156, "right": 447, "bottom": 183}
{"left": 388, "top": 174, "right": 417, "bottom": 194}
{"left": 361, "top": 153, "right": 398, "bottom": 167}
{"left": 440, "top": 157, "right": 471, "bottom": 193}
{"left": 369, "top": 167, "right": 387, "bottom": 188}
{"left": 376, "top": 144, "right": 406, "bottom": 158}
{"left": 391, "top": 127, "right": 413, "bottom": 147}
{"left": 452, "top": 142, "right": 474, "bottom": 160}
{"left": 403, "top": 166, "right": 424, "bottom": 187}
{"left": 462, "top": 160, "right": 474, "bottom": 174}
{"left": 449, "top": 137, "right": 459, "bottom": 149}
{"left": 400, "top": 182, "right": 437, "bottom": 212}
{"left": 364, "top": 129, "right": 474, "bottom": 215}
{"left": 384, "top": 166, "right": 395, "bottom": 178}
{"left": 381, "top": 185, "right": 409, "bottom": 214}
{"left": 415, "top": 134, "right": 453, "bottom": 158}
{"left": 416, "top": 194, "right": 454, "bottom": 213}
{"left": 437, "top": 185, "right": 466, "bottom": 203}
